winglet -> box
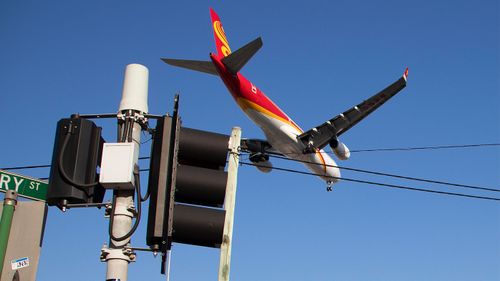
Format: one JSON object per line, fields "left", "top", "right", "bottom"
{"left": 403, "top": 67, "right": 409, "bottom": 82}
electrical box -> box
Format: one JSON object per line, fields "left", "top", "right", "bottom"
{"left": 99, "top": 143, "right": 136, "bottom": 189}
{"left": 47, "top": 118, "right": 105, "bottom": 209}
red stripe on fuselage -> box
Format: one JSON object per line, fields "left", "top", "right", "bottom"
{"left": 209, "top": 54, "right": 301, "bottom": 130}
{"left": 210, "top": 54, "right": 328, "bottom": 174}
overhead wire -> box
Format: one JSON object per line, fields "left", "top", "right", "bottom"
{"left": 279, "top": 143, "right": 500, "bottom": 157}
{"left": 1, "top": 143, "right": 498, "bottom": 200}
{"left": 1, "top": 142, "right": 498, "bottom": 171}
{"left": 6, "top": 161, "right": 499, "bottom": 202}
{"left": 263, "top": 154, "right": 500, "bottom": 193}
{"left": 0, "top": 164, "right": 51, "bottom": 171}
{"left": 0, "top": 156, "right": 151, "bottom": 172}
{"left": 239, "top": 161, "right": 500, "bottom": 202}
{"left": 112, "top": 162, "right": 500, "bottom": 202}
{"left": 349, "top": 143, "right": 500, "bottom": 153}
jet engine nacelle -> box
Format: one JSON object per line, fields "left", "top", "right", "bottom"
{"left": 330, "top": 140, "right": 350, "bottom": 160}
{"left": 249, "top": 152, "right": 273, "bottom": 173}
{"left": 256, "top": 160, "right": 273, "bottom": 173}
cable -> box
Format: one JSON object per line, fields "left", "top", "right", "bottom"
{"left": 349, "top": 143, "right": 500, "bottom": 153}
{"left": 265, "top": 154, "right": 500, "bottom": 193}
{"left": 240, "top": 161, "right": 500, "bottom": 202}
{"left": 141, "top": 137, "right": 153, "bottom": 145}
{"left": 140, "top": 188, "right": 151, "bottom": 202}
{"left": 0, "top": 164, "right": 51, "bottom": 171}
{"left": 2, "top": 142, "right": 498, "bottom": 171}
{"left": 108, "top": 165, "right": 142, "bottom": 242}
{"left": 140, "top": 170, "right": 151, "bottom": 202}
{"left": 273, "top": 143, "right": 500, "bottom": 157}
{"left": 120, "top": 118, "right": 131, "bottom": 142}
{"left": 126, "top": 118, "right": 134, "bottom": 142}
{"left": 57, "top": 133, "right": 97, "bottom": 192}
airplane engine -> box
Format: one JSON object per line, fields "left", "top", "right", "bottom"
{"left": 249, "top": 152, "right": 273, "bottom": 173}
{"left": 330, "top": 139, "right": 350, "bottom": 160}
{"left": 255, "top": 160, "right": 273, "bottom": 173}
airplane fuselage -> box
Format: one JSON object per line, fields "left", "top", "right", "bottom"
{"left": 210, "top": 54, "right": 341, "bottom": 184}
{"left": 162, "top": 8, "right": 408, "bottom": 187}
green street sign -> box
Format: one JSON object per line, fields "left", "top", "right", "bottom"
{"left": 0, "top": 170, "right": 47, "bottom": 201}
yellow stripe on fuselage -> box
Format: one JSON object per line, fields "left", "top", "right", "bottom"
{"left": 237, "top": 97, "right": 328, "bottom": 173}
{"left": 236, "top": 97, "right": 303, "bottom": 133}
{"left": 315, "top": 150, "right": 327, "bottom": 174}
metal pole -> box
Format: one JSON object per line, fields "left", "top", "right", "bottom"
{"left": 103, "top": 64, "right": 149, "bottom": 281}
{"left": 218, "top": 127, "right": 241, "bottom": 281}
{"left": 0, "top": 190, "right": 18, "bottom": 276}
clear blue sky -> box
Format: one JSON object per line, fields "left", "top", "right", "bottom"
{"left": 1, "top": 1, "right": 499, "bottom": 280}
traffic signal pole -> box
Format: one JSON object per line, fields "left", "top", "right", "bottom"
{"left": 218, "top": 127, "right": 241, "bottom": 281}
{"left": 0, "top": 190, "right": 17, "bottom": 276}
{"left": 102, "top": 64, "right": 149, "bottom": 281}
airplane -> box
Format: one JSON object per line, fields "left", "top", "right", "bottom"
{"left": 162, "top": 8, "right": 408, "bottom": 191}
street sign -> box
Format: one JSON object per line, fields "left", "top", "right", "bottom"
{"left": 0, "top": 170, "right": 47, "bottom": 201}
{"left": 0, "top": 200, "right": 47, "bottom": 281}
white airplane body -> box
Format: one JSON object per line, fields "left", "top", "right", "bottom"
{"left": 163, "top": 9, "right": 408, "bottom": 190}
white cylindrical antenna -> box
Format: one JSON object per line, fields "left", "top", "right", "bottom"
{"left": 119, "top": 64, "right": 149, "bottom": 113}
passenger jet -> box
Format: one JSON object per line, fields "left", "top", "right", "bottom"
{"left": 162, "top": 8, "right": 408, "bottom": 191}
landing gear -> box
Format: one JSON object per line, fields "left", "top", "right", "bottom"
{"left": 326, "top": 181, "right": 333, "bottom": 192}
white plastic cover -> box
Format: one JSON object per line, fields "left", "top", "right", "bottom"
{"left": 99, "top": 142, "right": 136, "bottom": 189}
{"left": 119, "top": 64, "right": 149, "bottom": 113}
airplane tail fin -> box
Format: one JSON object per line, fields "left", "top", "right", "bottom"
{"left": 210, "top": 8, "right": 232, "bottom": 58}
{"left": 210, "top": 8, "right": 263, "bottom": 74}
{"left": 161, "top": 9, "right": 263, "bottom": 76}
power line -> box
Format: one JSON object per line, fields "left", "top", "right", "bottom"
{"left": 10, "top": 160, "right": 499, "bottom": 202}
{"left": 240, "top": 162, "right": 500, "bottom": 202}
{"left": 265, "top": 154, "right": 500, "bottom": 193}
{"left": 280, "top": 143, "right": 500, "bottom": 157}
{"left": 42, "top": 163, "right": 500, "bottom": 201}
{"left": 349, "top": 143, "right": 500, "bottom": 153}
{"left": 2, "top": 142, "right": 498, "bottom": 171}
{"left": 0, "top": 156, "right": 152, "bottom": 171}
{"left": 0, "top": 164, "right": 51, "bottom": 171}
{"left": 2, "top": 142, "right": 499, "bottom": 193}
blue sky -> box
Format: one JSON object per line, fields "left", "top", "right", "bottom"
{"left": 1, "top": 1, "right": 499, "bottom": 280}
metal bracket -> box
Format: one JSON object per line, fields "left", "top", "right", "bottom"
{"left": 126, "top": 204, "right": 138, "bottom": 217}
{"left": 3, "top": 190, "right": 18, "bottom": 208}
{"left": 66, "top": 201, "right": 111, "bottom": 210}
{"left": 100, "top": 244, "right": 136, "bottom": 263}
{"left": 104, "top": 203, "right": 113, "bottom": 218}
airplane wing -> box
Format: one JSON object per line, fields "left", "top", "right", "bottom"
{"left": 298, "top": 68, "right": 409, "bottom": 152}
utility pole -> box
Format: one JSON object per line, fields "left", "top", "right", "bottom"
{"left": 218, "top": 127, "right": 241, "bottom": 281}
{"left": 0, "top": 190, "right": 17, "bottom": 276}
{"left": 101, "top": 64, "right": 149, "bottom": 281}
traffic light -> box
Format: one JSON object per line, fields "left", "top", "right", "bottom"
{"left": 146, "top": 115, "right": 231, "bottom": 251}
{"left": 146, "top": 115, "right": 177, "bottom": 251}
{"left": 172, "top": 126, "right": 230, "bottom": 247}
{"left": 47, "top": 117, "right": 106, "bottom": 209}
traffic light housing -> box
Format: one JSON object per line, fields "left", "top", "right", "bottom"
{"left": 47, "top": 117, "right": 106, "bottom": 209}
{"left": 173, "top": 127, "right": 230, "bottom": 247}
{"left": 146, "top": 115, "right": 231, "bottom": 252}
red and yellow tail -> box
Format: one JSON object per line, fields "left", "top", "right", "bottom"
{"left": 162, "top": 9, "right": 262, "bottom": 76}
{"left": 210, "top": 8, "right": 232, "bottom": 58}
